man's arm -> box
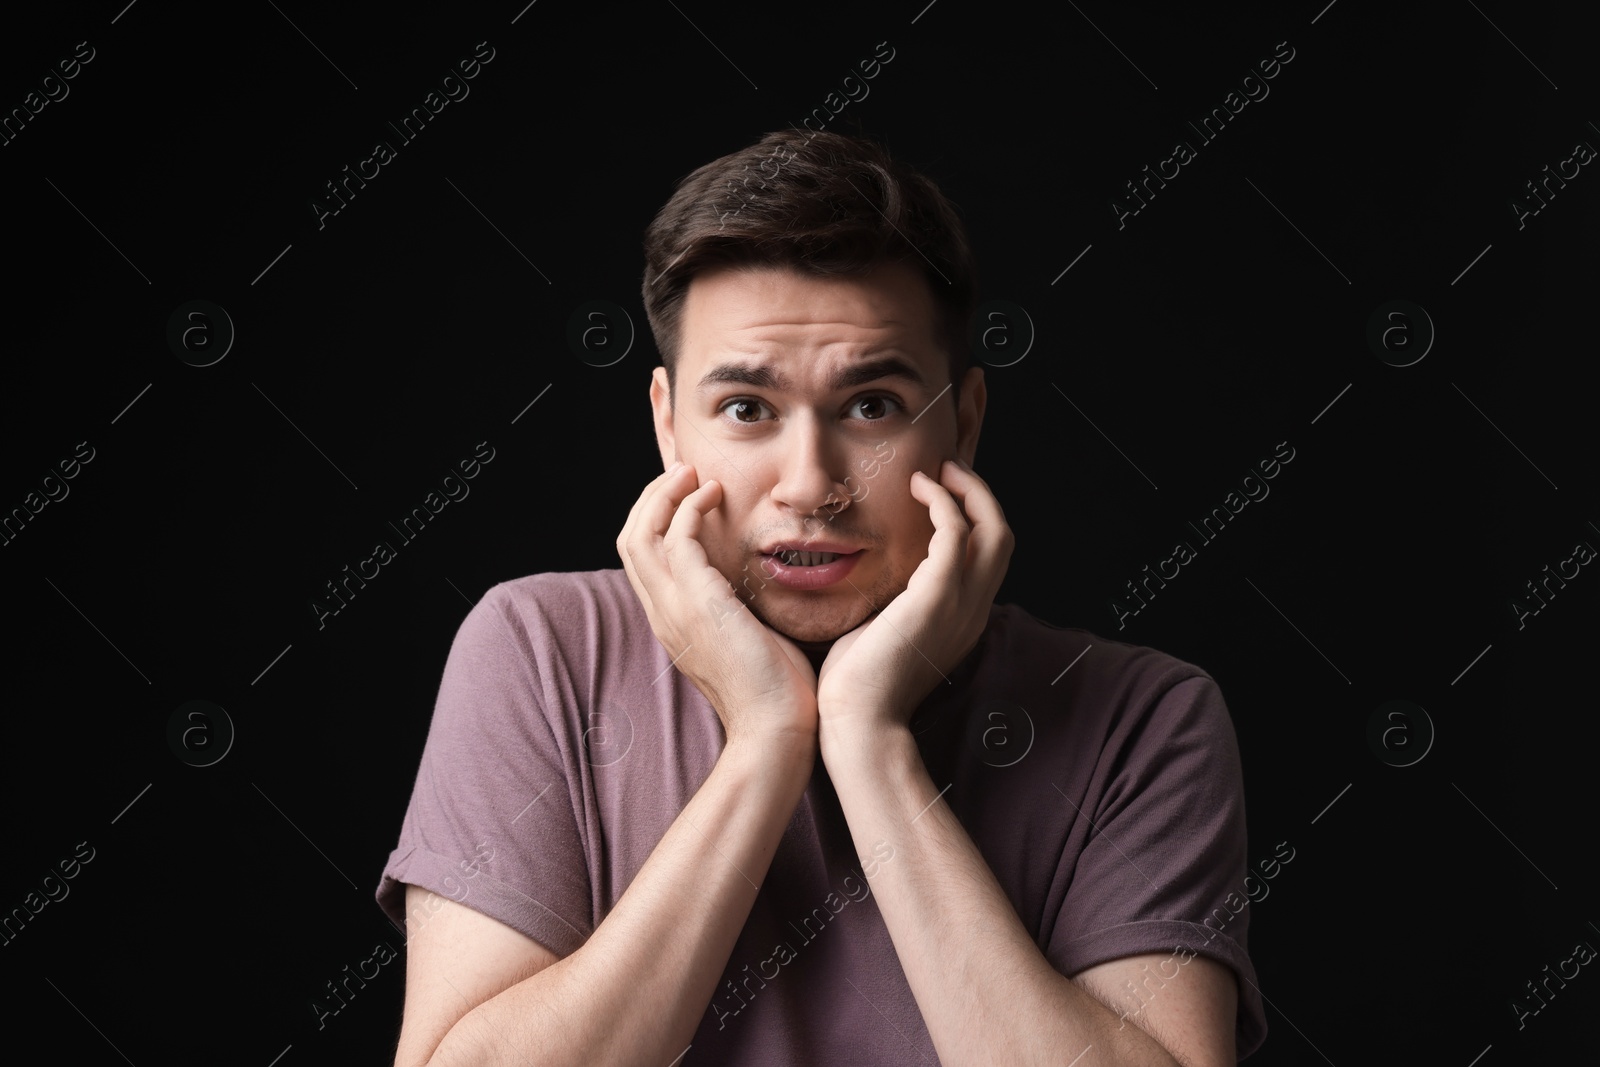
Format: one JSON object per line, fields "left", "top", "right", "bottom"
{"left": 814, "top": 461, "right": 1237, "bottom": 1065}
{"left": 394, "top": 461, "right": 826, "bottom": 1066}
{"left": 393, "top": 729, "right": 814, "bottom": 1067}
{"left": 821, "top": 724, "right": 1236, "bottom": 1067}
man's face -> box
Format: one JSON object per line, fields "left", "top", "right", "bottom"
{"left": 649, "top": 261, "right": 986, "bottom": 648}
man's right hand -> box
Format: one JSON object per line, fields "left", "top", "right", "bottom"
{"left": 400, "top": 489, "right": 823, "bottom": 1064}
{"left": 617, "top": 460, "right": 818, "bottom": 752}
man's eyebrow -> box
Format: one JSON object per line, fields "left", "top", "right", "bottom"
{"left": 695, "top": 355, "right": 928, "bottom": 394}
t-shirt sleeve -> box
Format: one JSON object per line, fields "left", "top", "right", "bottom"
{"left": 374, "top": 583, "right": 594, "bottom": 957}
{"left": 1046, "top": 670, "right": 1267, "bottom": 1058}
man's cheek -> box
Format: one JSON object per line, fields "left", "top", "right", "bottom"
{"left": 698, "top": 508, "right": 733, "bottom": 555}
{"left": 889, "top": 478, "right": 940, "bottom": 553}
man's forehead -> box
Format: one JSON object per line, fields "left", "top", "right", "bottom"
{"left": 693, "top": 352, "right": 930, "bottom": 395}
{"left": 680, "top": 264, "right": 943, "bottom": 383}
{"left": 685, "top": 263, "right": 934, "bottom": 327}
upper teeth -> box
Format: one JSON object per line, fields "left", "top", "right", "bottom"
{"left": 780, "top": 550, "right": 841, "bottom": 566}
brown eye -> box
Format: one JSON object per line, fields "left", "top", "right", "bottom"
{"left": 850, "top": 395, "right": 901, "bottom": 420}
{"left": 720, "top": 398, "right": 770, "bottom": 423}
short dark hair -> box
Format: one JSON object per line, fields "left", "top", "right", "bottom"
{"left": 641, "top": 130, "right": 978, "bottom": 404}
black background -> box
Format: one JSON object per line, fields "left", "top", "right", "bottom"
{"left": 2, "top": 1, "right": 1595, "bottom": 1064}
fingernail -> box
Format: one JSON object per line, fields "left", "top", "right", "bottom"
{"left": 668, "top": 460, "right": 683, "bottom": 473}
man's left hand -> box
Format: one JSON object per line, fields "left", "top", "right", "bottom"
{"left": 816, "top": 458, "right": 1014, "bottom": 734}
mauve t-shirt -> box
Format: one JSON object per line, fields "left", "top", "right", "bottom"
{"left": 377, "top": 569, "right": 1268, "bottom": 1062}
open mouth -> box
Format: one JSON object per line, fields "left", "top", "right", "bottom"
{"left": 775, "top": 549, "right": 844, "bottom": 567}
{"left": 758, "top": 548, "right": 863, "bottom": 589}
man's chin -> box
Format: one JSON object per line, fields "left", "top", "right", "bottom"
{"left": 748, "top": 602, "right": 863, "bottom": 648}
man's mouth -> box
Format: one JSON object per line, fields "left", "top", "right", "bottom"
{"left": 759, "top": 540, "right": 865, "bottom": 567}
{"left": 774, "top": 549, "right": 845, "bottom": 567}
{"left": 757, "top": 542, "right": 865, "bottom": 588}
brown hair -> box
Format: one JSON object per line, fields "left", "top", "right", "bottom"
{"left": 641, "top": 130, "right": 978, "bottom": 405}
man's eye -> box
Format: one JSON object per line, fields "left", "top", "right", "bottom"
{"left": 720, "top": 398, "right": 771, "bottom": 423}
{"left": 850, "top": 395, "right": 902, "bottom": 420}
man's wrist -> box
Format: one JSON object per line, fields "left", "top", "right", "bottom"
{"left": 719, "top": 721, "right": 818, "bottom": 783}
{"left": 818, "top": 714, "right": 918, "bottom": 773}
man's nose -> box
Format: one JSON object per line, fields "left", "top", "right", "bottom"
{"left": 769, "top": 417, "right": 850, "bottom": 519}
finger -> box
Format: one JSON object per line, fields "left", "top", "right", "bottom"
{"left": 912, "top": 467, "right": 972, "bottom": 533}
{"left": 632, "top": 470, "right": 746, "bottom": 648}
{"left": 908, "top": 468, "right": 973, "bottom": 589}
{"left": 662, "top": 478, "right": 735, "bottom": 601}
{"left": 905, "top": 469, "right": 1008, "bottom": 671}
{"left": 938, "top": 459, "right": 1009, "bottom": 529}
{"left": 911, "top": 467, "right": 1008, "bottom": 604}
{"left": 619, "top": 462, "right": 691, "bottom": 549}
{"left": 634, "top": 463, "right": 705, "bottom": 550}
{"left": 659, "top": 478, "right": 789, "bottom": 651}
{"left": 617, "top": 475, "right": 666, "bottom": 621}
{"left": 934, "top": 461, "right": 1014, "bottom": 597}
{"left": 617, "top": 463, "right": 694, "bottom": 624}
{"left": 616, "top": 463, "right": 685, "bottom": 558}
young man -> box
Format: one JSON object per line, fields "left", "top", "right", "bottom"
{"left": 377, "top": 130, "right": 1267, "bottom": 1066}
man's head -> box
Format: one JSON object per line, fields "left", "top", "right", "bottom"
{"left": 640, "top": 131, "right": 985, "bottom": 648}
{"left": 642, "top": 130, "right": 979, "bottom": 403}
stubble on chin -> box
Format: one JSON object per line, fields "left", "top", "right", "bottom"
{"left": 743, "top": 567, "right": 905, "bottom": 646}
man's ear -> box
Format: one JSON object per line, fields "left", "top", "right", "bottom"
{"left": 649, "top": 365, "right": 678, "bottom": 470}
{"left": 955, "top": 365, "right": 986, "bottom": 468}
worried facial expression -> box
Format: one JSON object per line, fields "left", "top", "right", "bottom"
{"left": 649, "top": 262, "right": 986, "bottom": 647}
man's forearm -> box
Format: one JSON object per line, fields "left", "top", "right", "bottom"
{"left": 428, "top": 734, "right": 814, "bottom": 1067}
{"left": 820, "top": 723, "right": 1183, "bottom": 1067}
